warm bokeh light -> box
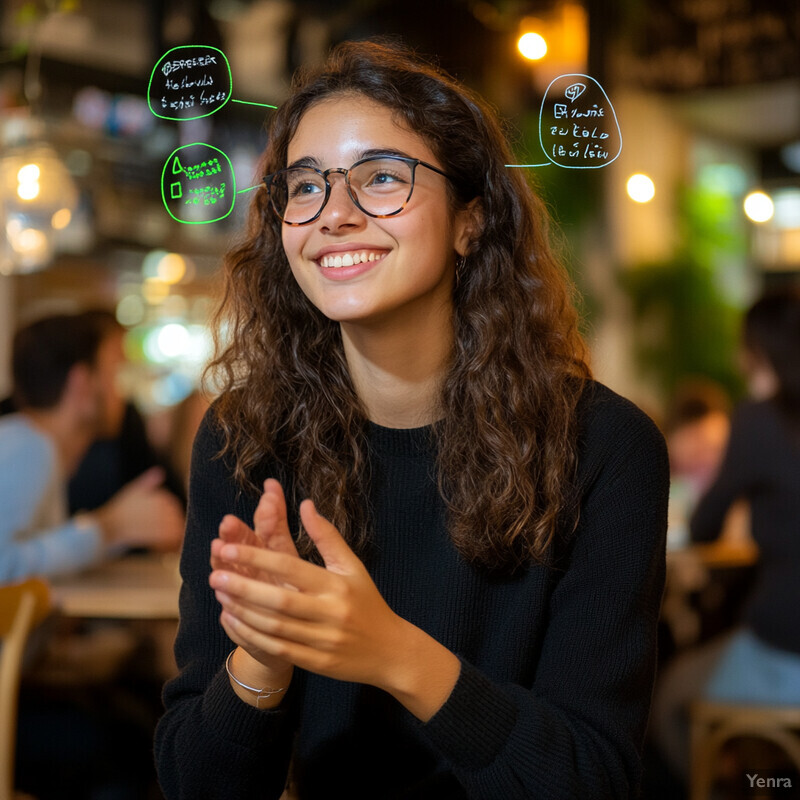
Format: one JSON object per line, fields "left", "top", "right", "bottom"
{"left": 626, "top": 173, "right": 656, "bottom": 203}
{"left": 17, "top": 181, "right": 40, "bottom": 201}
{"left": 12, "top": 227, "right": 49, "bottom": 257}
{"left": 142, "top": 277, "right": 170, "bottom": 304}
{"left": 518, "top": 32, "right": 548, "bottom": 60}
{"left": 743, "top": 191, "right": 774, "bottom": 223}
{"left": 17, "top": 164, "right": 40, "bottom": 183}
{"left": 157, "top": 252, "right": 187, "bottom": 284}
{"left": 51, "top": 208, "right": 72, "bottom": 230}
{"left": 16, "top": 163, "right": 42, "bottom": 201}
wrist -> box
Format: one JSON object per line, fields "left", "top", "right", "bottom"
{"left": 381, "top": 621, "right": 461, "bottom": 723}
{"left": 227, "top": 647, "right": 293, "bottom": 710}
{"left": 83, "top": 507, "right": 115, "bottom": 546}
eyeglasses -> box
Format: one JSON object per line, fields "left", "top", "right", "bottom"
{"left": 263, "top": 155, "right": 454, "bottom": 226}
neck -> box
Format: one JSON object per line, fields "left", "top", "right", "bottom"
{"left": 340, "top": 306, "right": 453, "bottom": 429}
{"left": 22, "top": 408, "right": 93, "bottom": 476}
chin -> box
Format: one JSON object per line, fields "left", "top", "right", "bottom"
{"left": 313, "top": 296, "right": 382, "bottom": 324}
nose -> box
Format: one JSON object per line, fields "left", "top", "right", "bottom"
{"left": 317, "top": 171, "right": 364, "bottom": 231}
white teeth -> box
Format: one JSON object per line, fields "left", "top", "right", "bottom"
{"left": 320, "top": 251, "right": 385, "bottom": 268}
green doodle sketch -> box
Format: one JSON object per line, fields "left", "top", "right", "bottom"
{"left": 149, "top": 45, "right": 233, "bottom": 121}
{"left": 149, "top": 45, "right": 277, "bottom": 121}
{"left": 161, "top": 143, "right": 236, "bottom": 224}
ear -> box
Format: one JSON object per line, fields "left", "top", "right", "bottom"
{"left": 454, "top": 197, "right": 484, "bottom": 258}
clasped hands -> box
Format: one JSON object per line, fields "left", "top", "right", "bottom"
{"left": 209, "top": 480, "right": 419, "bottom": 696}
{"left": 209, "top": 479, "right": 460, "bottom": 720}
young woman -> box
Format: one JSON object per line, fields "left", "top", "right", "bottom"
{"left": 155, "top": 40, "right": 668, "bottom": 799}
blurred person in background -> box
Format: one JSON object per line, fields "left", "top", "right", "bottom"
{"left": 652, "top": 285, "right": 800, "bottom": 785}
{"left": 66, "top": 310, "right": 187, "bottom": 513}
{"left": 0, "top": 311, "right": 184, "bottom": 582}
{"left": 666, "top": 377, "right": 731, "bottom": 501}
{"left": 664, "top": 378, "right": 732, "bottom": 551}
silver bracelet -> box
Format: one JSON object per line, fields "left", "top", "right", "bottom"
{"left": 225, "top": 649, "right": 286, "bottom": 708}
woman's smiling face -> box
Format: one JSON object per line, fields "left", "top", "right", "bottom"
{"left": 281, "top": 94, "right": 473, "bottom": 329}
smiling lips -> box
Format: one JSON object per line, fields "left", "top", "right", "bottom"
{"left": 318, "top": 251, "right": 388, "bottom": 268}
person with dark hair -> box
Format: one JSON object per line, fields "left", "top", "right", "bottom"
{"left": 666, "top": 378, "right": 732, "bottom": 502}
{"left": 0, "top": 312, "right": 184, "bottom": 582}
{"left": 155, "top": 40, "right": 668, "bottom": 799}
{"left": 65, "top": 309, "right": 187, "bottom": 512}
{"left": 652, "top": 285, "right": 800, "bottom": 784}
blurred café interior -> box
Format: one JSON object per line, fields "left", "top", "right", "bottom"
{"left": 1, "top": 0, "right": 799, "bottom": 798}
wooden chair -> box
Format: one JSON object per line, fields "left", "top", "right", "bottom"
{"left": 0, "top": 579, "right": 52, "bottom": 800}
{"left": 690, "top": 700, "right": 800, "bottom": 800}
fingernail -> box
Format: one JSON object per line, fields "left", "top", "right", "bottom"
{"left": 210, "top": 571, "right": 229, "bottom": 587}
{"left": 220, "top": 544, "right": 238, "bottom": 560}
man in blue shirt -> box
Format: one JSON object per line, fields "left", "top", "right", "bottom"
{"left": 0, "top": 312, "right": 184, "bottom": 582}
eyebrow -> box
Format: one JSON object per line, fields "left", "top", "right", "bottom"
{"left": 286, "top": 147, "right": 415, "bottom": 170}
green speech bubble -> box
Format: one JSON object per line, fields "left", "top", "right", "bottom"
{"left": 149, "top": 45, "right": 233, "bottom": 121}
{"left": 161, "top": 142, "right": 236, "bottom": 224}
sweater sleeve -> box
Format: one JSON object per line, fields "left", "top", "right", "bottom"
{"left": 690, "top": 402, "right": 758, "bottom": 542}
{"left": 154, "top": 409, "right": 298, "bottom": 800}
{"left": 419, "top": 392, "right": 669, "bottom": 799}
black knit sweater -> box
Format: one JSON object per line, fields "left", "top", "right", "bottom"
{"left": 691, "top": 399, "right": 800, "bottom": 654}
{"left": 155, "top": 381, "right": 668, "bottom": 799}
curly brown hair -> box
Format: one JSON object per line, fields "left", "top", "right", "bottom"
{"left": 206, "top": 39, "right": 591, "bottom": 574}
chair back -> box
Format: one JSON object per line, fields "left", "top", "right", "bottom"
{"left": 691, "top": 700, "right": 800, "bottom": 800}
{"left": 0, "top": 579, "right": 51, "bottom": 800}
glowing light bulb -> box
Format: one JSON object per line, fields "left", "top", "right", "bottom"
{"left": 743, "top": 191, "right": 774, "bottom": 223}
{"left": 626, "top": 173, "right": 656, "bottom": 203}
{"left": 518, "top": 32, "right": 548, "bottom": 61}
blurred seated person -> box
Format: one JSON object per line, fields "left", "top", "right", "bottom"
{"left": 652, "top": 286, "right": 800, "bottom": 782}
{"left": 0, "top": 312, "right": 184, "bottom": 583}
{"left": 666, "top": 378, "right": 731, "bottom": 499}
{"left": 66, "top": 310, "right": 186, "bottom": 512}
{"left": 1, "top": 310, "right": 186, "bottom": 511}
{"left": 664, "top": 379, "right": 732, "bottom": 550}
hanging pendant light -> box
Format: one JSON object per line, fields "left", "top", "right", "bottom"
{"left": 1, "top": 137, "right": 79, "bottom": 274}
{"left": 1, "top": 4, "right": 81, "bottom": 275}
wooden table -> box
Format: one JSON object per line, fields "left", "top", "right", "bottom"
{"left": 664, "top": 539, "right": 759, "bottom": 650}
{"left": 50, "top": 552, "right": 182, "bottom": 620}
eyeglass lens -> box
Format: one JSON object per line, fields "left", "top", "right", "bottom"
{"left": 271, "top": 158, "right": 415, "bottom": 224}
